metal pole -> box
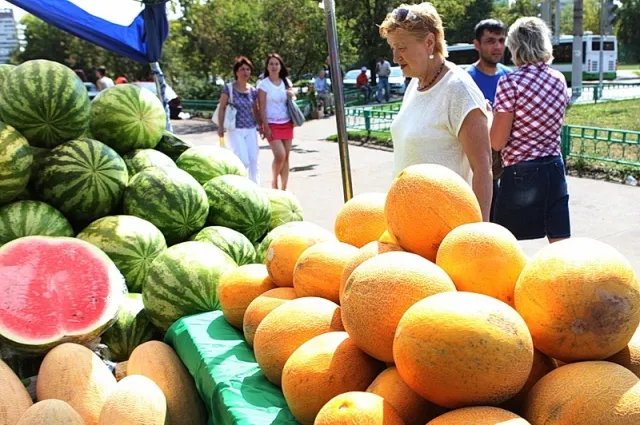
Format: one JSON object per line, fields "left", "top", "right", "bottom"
{"left": 571, "top": 0, "right": 583, "bottom": 100}
{"left": 554, "top": 0, "right": 561, "bottom": 45}
{"left": 323, "top": 0, "right": 354, "bottom": 202}
{"left": 598, "top": 0, "right": 605, "bottom": 90}
{"left": 150, "top": 61, "right": 174, "bottom": 132}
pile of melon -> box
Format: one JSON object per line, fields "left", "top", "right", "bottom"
{"left": 218, "top": 164, "right": 640, "bottom": 425}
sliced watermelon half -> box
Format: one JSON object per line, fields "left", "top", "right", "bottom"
{"left": 0, "top": 236, "right": 127, "bottom": 354}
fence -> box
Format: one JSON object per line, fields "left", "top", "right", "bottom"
{"left": 571, "top": 83, "right": 640, "bottom": 104}
{"left": 561, "top": 125, "right": 640, "bottom": 168}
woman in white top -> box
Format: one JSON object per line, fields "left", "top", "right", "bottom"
{"left": 379, "top": 2, "right": 493, "bottom": 220}
{"left": 257, "top": 54, "right": 296, "bottom": 190}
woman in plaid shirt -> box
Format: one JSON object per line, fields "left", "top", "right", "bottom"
{"left": 490, "top": 17, "right": 571, "bottom": 242}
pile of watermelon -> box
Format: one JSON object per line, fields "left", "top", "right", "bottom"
{"left": 0, "top": 59, "right": 304, "bottom": 373}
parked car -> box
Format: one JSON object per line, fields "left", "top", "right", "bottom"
{"left": 343, "top": 69, "right": 370, "bottom": 91}
{"left": 388, "top": 66, "right": 406, "bottom": 95}
{"left": 131, "top": 81, "right": 182, "bottom": 120}
{"left": 84, "top": 82, "right": 98, "bottom": 101}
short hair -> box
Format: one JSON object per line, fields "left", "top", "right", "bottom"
{"left": 232, "top": 56, "right": 254, "bottom": 80}
{"left": 96, "top": 66, "right": 106, "bottom": 76}
{"left": 475, "top": 19, "right": 506, "bottom": 41}
{"left": 506, "top": 17, "right": 554, "bottom": 66}
{"left": 379, "top": 2, "right": 448, "bottom": 58}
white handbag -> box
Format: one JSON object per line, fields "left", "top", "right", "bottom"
{"left": 212, "top": 83, "right": 237, "bottom": 130}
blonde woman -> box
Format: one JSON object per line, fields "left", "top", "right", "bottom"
{"left": 379, "top": 2, "right": 493, "bottom": 221}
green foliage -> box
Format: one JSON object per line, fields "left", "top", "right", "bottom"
{"left": 616, "top": 0, "right": 640, "bottom": 63}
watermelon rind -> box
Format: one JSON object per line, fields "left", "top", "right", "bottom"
{"left": 263, "top": 188, "right": 304, "bottom": 231}
{"left": 122, "top": 148, "right": 176, "bottom": 178}
{"left": 155, "top": 130, "right": 193, "bottom": 161}
{"left": 0, "top": 122, "right": 32, "bottom": 206}
{"left": 177, "top": 145, "right": 248, "bottom": 185}
{"left": 0, "top": 200, "right": 74, "bottom": 246}
{"left": 77, "top": 215, "right": 168, "bottom": 293}
{"left": 0, "top": 60, "right": 91, "bottom": 148}
{"left": 0, "top": 64, "right": 14, "bottom": 88}
{"left": 191, "top": 226, "right": 257, "bottom": 266}
{"left": 143, "top": 241, "right": 237, "bottom": 332}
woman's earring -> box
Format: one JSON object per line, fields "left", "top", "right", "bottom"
{"left": 429, "top": 54, "right": 434, "bottom": 60}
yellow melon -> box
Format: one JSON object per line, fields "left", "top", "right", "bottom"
{"left": 243, "top": 287, "right": 297, "bottom": 347}
{"left": 523, "top": 361, "right": 640, "bottom": 424}
{"left": 607, "top": 324, "right": 640, "bottom": 378}
{"left": 37, "top": 343, "right": 116, "bottom": 425}
{"left": 253, "top": 297, "right": 344, "bottom": 386}
{"left": 426, "top": 406, "right": 530, "bottom": 424}
{"left": 218, "top": 264, "right": 277, "bottom": 329}
{"left": 435, "top": 222, "right": 527, "bottom": 306}
{"left": 0, "top": 358, "right": 33, "bottom": 425}
{"left": 314, "top": 391, "right": 405, "bottom": 425}
{"left": 334, "top": 192, "right": 387, "bottom": 248}
{"left": 499, "top": 349, "right": 557, "bottom": 413}
{"left": 378, "top": 230, "right": 397, "bottom": 244}
{"left": 99, "top": 375, "right": 167, "bottom": 425}
{"left": 293, "top": 241, "right": 359, "bottom": 303}
{"left": 341, "top": 251, "right": 456, "bottom": 362}
{"left": 17, "top": 400, "right": 85, "bottom": 425}
{"left": 282, "top": 331, "right": 384, "bottom": 425}
{"left": 127, "top": 341, "right": 207, "bottom": 425}
{"left": 384, "top": 163, "right": 482, "bottom": 262}
{"left": 367, "top": 366, "right": 447, "bottom": 425}
{"left": 514, "top": 237, "right": 640, "bottom": 363}
{"left": 394, "top": 292, "right": 534, "bottom": 409}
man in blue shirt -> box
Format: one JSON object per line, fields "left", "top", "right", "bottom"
{"left": 467, "top": 19, "right": 511, "bottom": 222}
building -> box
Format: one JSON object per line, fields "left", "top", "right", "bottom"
{"left": 0, "top": 8, "right": 18, "bottom": 64}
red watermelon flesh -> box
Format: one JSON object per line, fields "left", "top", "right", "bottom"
{"left": 0, "top": 236, "right": 126, "bottom": 354}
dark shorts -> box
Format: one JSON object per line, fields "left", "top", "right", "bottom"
{"left": 494, "top": 155, "right": 570, "bottom": 240}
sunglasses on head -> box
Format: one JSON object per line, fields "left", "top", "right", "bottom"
{"left": 394, "top": 7, "right": 420, "bottom": 22}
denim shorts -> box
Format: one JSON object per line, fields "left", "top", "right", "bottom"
{"left": 493, "top": 155, "right": 571, "bottom": 240}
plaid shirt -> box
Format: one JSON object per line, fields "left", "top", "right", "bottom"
{"left": 494, "top": 63, "right": 570, "bottom": 167}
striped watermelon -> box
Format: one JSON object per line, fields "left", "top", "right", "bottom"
{"left": 177, "top": 145, "right": 247, "bottom": 185}
{"left": 142, "top": 241, "right": 237, "bottom": 331}
{"left": 0, "top": 64, "right": 14, "bottom": 88}
{"left": 155, "top": 130, "right": 193, "bottom": 161}
{"left": 0, "top": 200, "right": 74, "bottom": 246}
{"left": 76, "top": 215, "right": 167, "bottom": 293}
{"left": 90, "top": 84, "right": 166, "bottom": 154}
{"left": 191, "top": 226, "right": 257, "bottom": 266}
{"left": 101, "top": 293, "right": 158, "bottom": 362}
{"left": 34, "top": 139, "right": 128, "bottom": 224}
{"left": 122, "top": 148, "right": 176, "bottom": 178}
{"left": 0, "top": 60, "right": 91, "bottom": 148}
{"left": 123, "top": 167, "right": 209, "bottom": 245}
{"left": 0, "top": 122, "right": 32, "bottom": 205}
{"left": 203, "top": 175, "right": 271, "bottom": 243}
{"left": 263, "top": 188, "right": 304, "bottom": 231}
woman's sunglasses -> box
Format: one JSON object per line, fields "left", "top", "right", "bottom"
{"left": 394, "top": 7, "right": 420, "bottom": 22}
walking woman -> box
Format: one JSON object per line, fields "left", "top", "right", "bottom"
{"left": 257, "top": 54, "right": 296, "bottom": 190}
{"left": 217, "top": 56, "right": 261, "bottom": 183}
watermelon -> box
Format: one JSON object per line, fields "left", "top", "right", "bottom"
{"left": 122, "top": 148, "right": 176, "bottom": 178}
{"left": 176, "top": 145, "right": 248, "bottom": 184}
{"left": 0, "top": 60, "right": 91, "bottom": 148}
{"left": 123, "top": 167, "right": 209, "bottom": 245}
{"left": 143, "top": 241, "right": 237, "bottom": 331}
{"left": 0, "top": 64, "right": 14, "bottom": 88}
{"left": 101, "top": 293, "right": 158, "bottom": 362}
{"left": 203, "top": 175, "right": 272, "bottom": 243}
{"left": 263, "top": 188, "right": 304, "bottom": 231}
{"left": 34, "top": 138, "right": 128, "bottom": 224}
{"left": 0, "top": 200, "right": 74, "bottom": 246}
{"left": 155, "top": 130, "right": 193, "bottom": 161}
{"left": 76, "top": 215, "right": 167, "bottom": 293}
{"left": 0, "top": 122, "right": 32, "bottom": 205}
{"left": 90, "top": 84, "right": 166, "bottom": 154}
{"left": 191, "top": 226, "right": 257, "bottom": 266}
{"left": 0, "top": 236, "right": 126, "bottom": 354}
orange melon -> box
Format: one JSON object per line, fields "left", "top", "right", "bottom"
{"left": 499, "top": 349, "right": 557, "bottom": 413}
{"left": 341, "top": 251, "right": 456, "bottom": 362}
{"left": 435, "top": 222, "right": 527, "bottom": 306}
{"left": 218, "top": 264, "right": 277, "bottom": 329}
{"left": 253, "top": 297, "right": 344, "bottom": 386}
{"left": 282, "top": 331, "right": 385, "bottom": 425}
{"left": 334, "top": 192, "right": 387, "bottom": 248}
{"left": 426, "top": 406, "right": 530, "bottom": 424}
{"left": 36, "top": 343, "right": 116, "bottom": 425}
{"left": 314, "top": 391, "right": 405, "bottom": 425}
{"left": 0, "top": 358, "right": 33, "bottom": 425}
{"left": 99, "top": 375, "right": 167, "bottom": 425}
{"left": 523, "top": 361, "right": 640, "bottom": 424}
{"left": 128, "top": 341, "right": 206, "bottom": 425}
{"left": 243, "top": 287, "right": 297, "bottom": 347}
{"left": 514, "top": 237, "right": 640, "bottom": 363}
{"left": 384, "top": 163, "right": 482, "bottom": 262}
{"left": 17, "top": 400, "right": 85, "bottom": 425}
{"left": 266, "top": 223, "right": 336, "bottom": 287}
{"left": 293, "top": 241, "right": 359, "bottom": 303}
{"left": 367, "top": 366, "right": 447, "bottom": 425}
{"left": 607, "top": 324, "right": 640, "bottom": 378}
{"left": 394, "top": 292, "right": 534, "bottom": 409}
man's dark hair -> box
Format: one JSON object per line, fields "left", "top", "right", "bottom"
{"left": 474, "top": 19, "right": 506, "bottom": 41}
{"left": 96, "top": 66, "right": 107, "bottom": 77}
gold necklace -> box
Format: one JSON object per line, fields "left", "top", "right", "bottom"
{"left": 417, "top": 62, "right": 445, "bottom": 91}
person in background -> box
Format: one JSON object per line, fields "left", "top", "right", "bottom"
{"left": 95, "top": 66, "right": 114, "bottom": 92}
{"left": 115, "top": 74, "right": 129, "bottom": 84}
{"left": 217, "top": 56, "right": 262, "bottom": 184}
{"left": 467, "top": 18, "right": 511, "bottom": 222}
{"left": 314, "top": 70, "right": 334, "bottom": 115}
{"left": 491, "top": 17, "right": 571, "bottom": 242}
{"left": 375, "top": 56, "right": 392, "bottom": 103}
{"left": 356, "top": 66, "right": 372, "bottom": 103}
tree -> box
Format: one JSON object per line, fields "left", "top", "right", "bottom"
{"left": 560, "top": 0, "right": 600, "bottom": 35}
{"left": 616, "top": 0, "right": 640, "bottom": 62}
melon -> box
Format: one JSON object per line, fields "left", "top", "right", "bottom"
{"left": 242, "top": 287, "right": 297, "bottom": 347}
{"left": 499, "top": 349, "right": 557, "bottom": 413}
{"left": 334, "top": 192, "right": 387, "bottom": 248}
{"left": 99, "top": 375, "right": 168, "bottom": 425}
{"left": 341, "top": 251, "right": 456, "bottom": 362}
{"left": 0, "top": 358, "right": 33, "bottom": 425}
{"left": 17, "top": 400, "right": 85, "bottom": 425}
{"left": 607, "top": 324, "right": 640, "bottom": 378}
{"left": 314, "top": 392, "right": 405, "bottom": 425}
{"left": 0, "top": 236, "right": 126, "bottom": 353}
{"left": 37, "top": 343, "right": 117, "bottom": 425}
{"left": 393, "top": 292, "right": 534, "bottom": 409}
{"left": 426, "top": 406, "right": 530, "bottom": 424}
{"left": 514, "top": 237, "right": 640, "bottom": 362}
{"left": 385, "top": 163, "right": 482, "bottom": 261}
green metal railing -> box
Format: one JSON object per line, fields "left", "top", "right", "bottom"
{"left": 561, "top": 125, "right": 640, "bottom": 167}
{"left": 571, "top": 83, "right": 640, "bottom": 104}
{"left": 344, "top": 103, "right": 402, "bottom": 133}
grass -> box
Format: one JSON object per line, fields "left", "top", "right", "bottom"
{"left": 565, "top": 99, "right": 640, "bottom": 131}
